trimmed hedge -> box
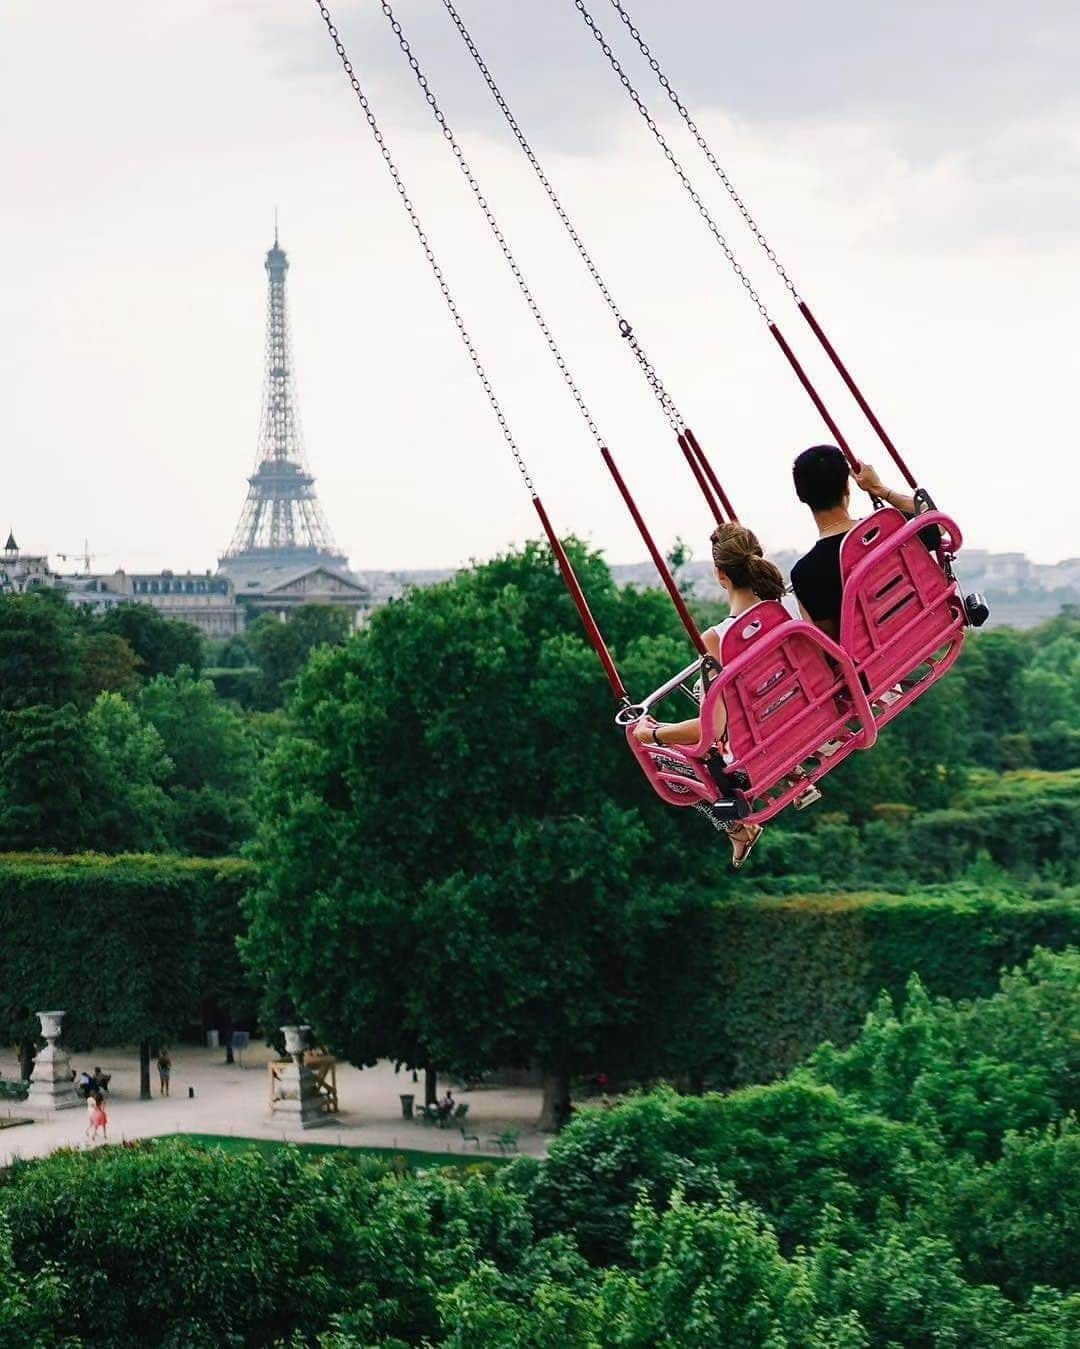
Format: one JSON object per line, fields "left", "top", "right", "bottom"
{"left": 0, "top": 853, "right": 255, "bottom": 1050}
{"left": 908, "top": 770, "right": 1080, "bottom": 881}
{"left": 647, "top": 888, "right": 1080, "bottom": 1089}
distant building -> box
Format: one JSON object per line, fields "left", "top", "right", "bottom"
{"left": 225, "top": 558, "right": 371, "bottom": 622}
{"left": 0, "top": 532, "right": 60, "bottom": 594}
{"left": 64, "top": 570, "right": 243, "bottom": 638}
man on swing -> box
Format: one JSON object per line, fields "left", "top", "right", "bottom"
{"left": 790, "top": 444, "right": 931, "bottom": 636}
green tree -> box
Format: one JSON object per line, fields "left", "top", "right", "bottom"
{"left": 0, "top": 592, "right": 79, "bottom": 712}
{"left": 139, "top": 667, "right": 256, "bottom": 854}
{"left": 601, "top": 1191, "right": 865, "bottom": 1348}
{"left": 0, "top": 704, "right": 96, "bottom": 851}
{"left": 954, "top": 626, "right": 1029, "bottom": 767}
{"left": 98, "top": 603, "right": 203, "bottom": 678}
{"left": 808, "top": 950, "right": 1080, "bottom": 1159}
{"left": 74, "top": 630, "right": 140, "bottom": 703}
{"left": 245, "top": 542, "right": 719, "bottom": 1128}
{"left": 245, "top": 603, "right": 353, "bottom": 707}
{"left": 946, "top": 1124, "right": 1080, "bottom": 1299}
{"left": 85, "top": 692, "right": 174, "bottom": 852}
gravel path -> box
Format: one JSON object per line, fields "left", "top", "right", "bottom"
{"left": 0, "top": 1042, "right": 548, "bottom": 1166}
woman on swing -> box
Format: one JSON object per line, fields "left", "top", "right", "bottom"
{"left": 633, "top": 522, "right": 792, "bottom": 869}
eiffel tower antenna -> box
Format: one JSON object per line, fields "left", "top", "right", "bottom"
{"left": 221, "top": 232, "right": 345, "bottom": 566}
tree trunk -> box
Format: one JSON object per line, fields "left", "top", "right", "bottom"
{"left": 222, "top": 1008, "right": 235, "bottom": 1064}
{"left": 139, "top": 1040, "right": 152, "bottom": 1101}
{"left": 424, "top": 1066, "right": 438, "bottom": 1108}
{"left": 537, "top": 1067, "right": 572, "bottom": 1133}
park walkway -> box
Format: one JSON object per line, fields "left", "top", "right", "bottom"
{"left": 0, "top": 1042, "right": 548, "bottom": 1167}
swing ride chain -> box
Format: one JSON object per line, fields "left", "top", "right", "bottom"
{"left": 441, "top": 0, "right": 685, "bottom": 434}
{"left": 313, "top": 1, "right": 535, "bottom": 496}
{"left": 572, "top": 0, "right": 772, "bottom": 325}
{"left": 380, "top": 2, "right": 606, "bottom": 453}
{"left": 608, "top": 0, "right": 801, "bottom": 301}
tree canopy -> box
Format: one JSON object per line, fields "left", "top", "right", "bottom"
{"left": 98, "top": 602, "right": 204, "bottom": 678}
{"left": 245, "top": 603, "right": 353, "bottom": 708}
{"left": 244, "top": 540, "right": 720, "bottom": 1122}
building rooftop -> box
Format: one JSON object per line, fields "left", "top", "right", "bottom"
{"left": 217, "top": 556, "right": 370, "bottom": 597}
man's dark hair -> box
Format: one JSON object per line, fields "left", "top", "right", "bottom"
{"left": 792, "top": 444, "right": 850, "bottom": 511}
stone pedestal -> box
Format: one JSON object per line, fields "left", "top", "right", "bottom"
{"left": 271, "top": 1024, "right": 326, "bottom": 1129}
{"left": 27, "top": 1011, "right": 79, "bottom": 1112}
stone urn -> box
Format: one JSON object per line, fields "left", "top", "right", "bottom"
{"left": 27, "top": 1010, "right": 79, "bottom": 1112}
{"left": 282, "top": 1024, "right": 307, "bottom": 1059}
{"left": 272, "top": 1024, "right": 325, "bottom": 1129}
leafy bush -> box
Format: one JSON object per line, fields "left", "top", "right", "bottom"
{"left": 945, "top": 1124, "right": 1080, "bottom": 1299}
{"left": 0, "top": 1142, "right": 526, "bottom": 1349}
{"left": 2, "top": 950, "right": 1077, "bottom": 1347}
{"left": 527, "top": 1081, "right": 934, "bottom": 1266}
{"left": 808, "top": 948, "right": 1080, "bottom": 1158}
{"left": 0, "top": 1215, "right": 73, "bottom": 1349}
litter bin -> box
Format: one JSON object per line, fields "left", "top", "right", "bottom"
{"left": 206, "top": 1029, "right": 220, "bottom": 1050}
{"left": 399, "top": 1093, "right": 415, "bottom": 1120}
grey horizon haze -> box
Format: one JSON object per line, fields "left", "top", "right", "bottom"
{"left": 2, "top": 0, "right": 1077, "bottom": 574}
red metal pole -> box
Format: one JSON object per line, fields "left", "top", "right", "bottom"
{"left": 531, "top": 495, "right": 628, "bottom": 702}
{"left": 683, "top": 426, "right": 738, "bottom": 522}
{"left": 768, "top": 323, "right": 861, "bottom": 472}
{"left": 600, "top": 447, "right": 708, "bottom": 658}
{"left": 677, "top": 433, "right": 724, "bottom": 526}
{"left": 798, "top": 301, "right": 918, "bottom": 490}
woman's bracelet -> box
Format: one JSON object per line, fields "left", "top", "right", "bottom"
{"left": 652, "top": 725, "right": 664, "bottom": 747}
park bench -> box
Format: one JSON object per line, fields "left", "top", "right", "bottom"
{"left": 458, "top": 1122, "right": 480, "bottom": 1147}
{"left": 486, "top": 1126, "right": 519, "bottom": 1155}
{"left": 0, "top": 1079, "right": 29, "bottom": 1102}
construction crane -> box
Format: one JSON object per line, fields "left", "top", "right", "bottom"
{"left": 56, "top": 540, "right": 97, "bottom": 573}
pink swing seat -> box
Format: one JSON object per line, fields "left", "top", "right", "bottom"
{"left": 625, "top": 601, "right": 876, "bottom": 825}
{"left": 838, "top": 507, "right": 967, "bottom": 729}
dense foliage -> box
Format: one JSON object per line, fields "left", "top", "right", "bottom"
{"left": 656, "top": 882, "right": 1080, "bottom": 1088}
{"left": 0, "top": 854, "right": 256, "bottom": 1052}
{"left": 1, "top": 949, "right": 1076, "bottom": 1347}
{"left": 243, "top": 541, "right": 724, "bottom": 1121}
{"left": 241, "top": 540, "right": 1078, "bottom": 1108}
{"left": 0, "top": 593, "right": 353, "bottom": 856}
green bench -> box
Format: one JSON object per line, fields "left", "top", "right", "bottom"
{"left": 486, "top": 1126, "right": 519, "bottom": 1155}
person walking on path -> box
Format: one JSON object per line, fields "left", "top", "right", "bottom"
{"left": 156, "top": 1048, "right": 172, "bottom": 1098}
{"left": 86, "top": 1091, "right": 108, "bottom": 1144}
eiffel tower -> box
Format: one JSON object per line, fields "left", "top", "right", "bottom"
{"left": 220, "top": 231, "right": 347, "bottom": 570}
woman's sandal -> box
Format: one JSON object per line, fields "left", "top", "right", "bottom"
{"left": 728, "top": 822, "right": 763, "bottom": 870}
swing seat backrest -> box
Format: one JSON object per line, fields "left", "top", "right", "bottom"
{"left": 709, "top": 602, "right": 873, "bottom": 813}
{"left": 626, "top": 604, "right": 875, "bottom": 824}
{"left": 838, "top": 508, "right": 966, "bottom": 726}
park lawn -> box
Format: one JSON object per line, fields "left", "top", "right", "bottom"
{"left": 169, "top": 1132, "right": 502, "bottom": 1169}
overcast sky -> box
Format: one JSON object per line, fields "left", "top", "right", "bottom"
{"left": 2, "top": 0, "right": 1078, "bottom": 575}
